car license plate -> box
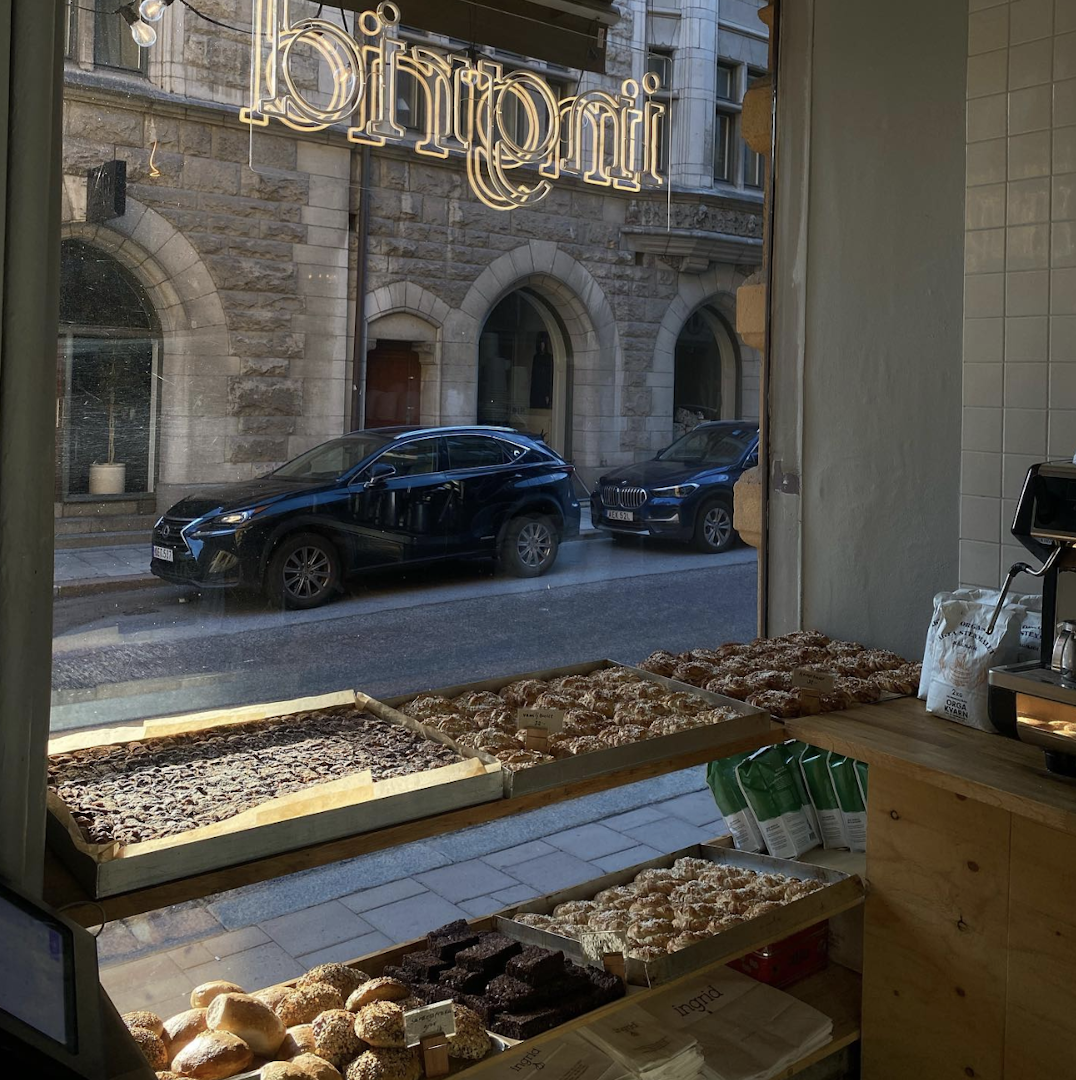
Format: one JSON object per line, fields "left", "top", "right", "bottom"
{"left": 607, "top": 510, "right": 634, "bottom": 522}
{"left": 152, "top": 545, "right": 174, "bottom": 563}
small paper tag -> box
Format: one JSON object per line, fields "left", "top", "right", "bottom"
{"left": 403, "top": 1000, "right": 456, "bottom": 1048}
{"left": 579, "top": 931, "right": 628, "bottom": 964}
{"left": 792, "top": 668, "right": 835, "bottom": 695}
{"left": 516, "top": 707, "right": 565, "bottom": 733}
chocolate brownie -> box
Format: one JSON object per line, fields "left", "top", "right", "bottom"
{"left": 485, "top": 975, "right": 544, "bottom": 1012}
{"left": 438, "top": 966, "right": 488, "bottom": 994}
{"left": 583, "top": 967, "right": 626, "bottom": 1005}
{"left": 455, "top": 933, "right": 522, "bottom": 975}
{"left": 381, "top": 964, "right": 411, "bottom": 983}
{"left": 400, "top": 950, "right": 450, "bottom": 981}
{"left": 490, "top": 1005, "right": 567, "bottom": 1040}
{"left": 461, "top": 994, "right": 497, "bottom": 1025}
{"left": 505, "top": 946, "right": 565, "bottom": 986}
{"left": 407, "top": 981, "right": 454, "bottom": 1005}
{"left": 426, "top": 920, "right": 480, "bottom": 961}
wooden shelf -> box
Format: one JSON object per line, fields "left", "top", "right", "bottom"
{"left": 779, "top": 964, "right": 862, "bottom": 1077}
{"left": 45, "top": 728, "right": 784, "bottom": 926}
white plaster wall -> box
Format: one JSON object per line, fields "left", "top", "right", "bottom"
{"left": 767, "top": 0, "right": 966, "bottom": 659}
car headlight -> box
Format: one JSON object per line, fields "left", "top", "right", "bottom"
{"left": 651, "top": 483, "right": 700, "bottom": 498}
{"left": 215, "top": 511, "right": 255, "bottom": 526}
{"left": 191, "top": 507, "right": 264, "bottom": 534}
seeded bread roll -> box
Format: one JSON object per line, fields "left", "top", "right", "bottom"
{"left": 345, "top": 1048, "right": 421, "bottom": 1080}
{"left": 122, "top": 1011, "right": 165, "bottom": 1038}
{"left": 191, "top": 981, "right": 245, "bottom": 1009}
{"left": 346, "top": 978, "right": 409, "bottom": 1010}
{"left": 447, "top": 1004, "right": 491, "bottom": 1061}
{"left": 298, "top": 963, "right": 369, "bottom": 1000}
{"left": 170, "top": 1030, "right": 253, "bottom": 1080}
{"left": 278, "top": 1024, "right": 317, "bottom": 1060}
{"left": 206, "top": 992, "right": 286, "bottom": 1057}
{"left": 129, "top": 1027, "right": 169, "bottom": 1071}
{"left": 353, "top": 1001, "right": 406, "bottom": 1048}
{"left": 311, "top": 1009, "right": 363, "bottom": 1069}
{"left": 277, "top": 982, "right": 345, "bottom": 1027}
{"left": 263, "top": 1056, "right": 344, "bottom": 1080}
{"left": 162, "top": 1008, "right": 207, "bottom": 1058}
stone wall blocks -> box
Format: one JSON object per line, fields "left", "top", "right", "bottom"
{"left": 228, "top": 236, "right": 298, "bottom": 261}
{"left": 130, "top": 208, "right": 179, "bottom": 258}
{"left": 181, "top": 156, "right": 241, "bottom": 195}
{"left": 157, "top": 231, "right": 201, "bottom": 276}
{"left": 228, "top": 376, "right": 303, "bottom": 417}
{"left": 240, "top": 167, "right": 310, "bottom": 204}
{"left": 206, "top": 254, "right": 297, "bottom": 293}
{"left": 179, "top": 121, "right": 213, "bottom": 157}
{"left": 231, "top": 331, "right": 305, "bottom": 360}
{"left": 63, "top": 99, "right": 142, "bottom": 145}
{"left": 529, "top": 239, "right": 558, "bottom": 272}
{"left": 263, "top": 220, "right": 308, "bottom": 244}
{"left": 238, "top": 416, "right": 297, "bottom": 436}
{"left": 226, "top": 435, "right": 290, "bottom": 463}
{"left": 239, "top": 356, "right": 291, "bottom": 378}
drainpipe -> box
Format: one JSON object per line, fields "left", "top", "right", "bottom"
{"left": 350, "top": 145, "right": 372, "bottom": 431}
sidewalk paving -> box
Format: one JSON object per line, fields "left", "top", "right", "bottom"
{"left": 54, "top": 508, "right": 601, "bottom": 597}
{"left": 98, "top": 767, "right": 724, "bottom": 1019}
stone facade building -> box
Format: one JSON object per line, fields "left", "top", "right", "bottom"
{"left": 58, "top": 0, "right": 766, "bottom": 510}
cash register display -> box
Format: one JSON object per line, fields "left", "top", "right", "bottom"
{"left": 0, "top": 890, "right": 76, "bottom": 1050}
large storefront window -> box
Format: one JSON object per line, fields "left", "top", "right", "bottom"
{"left": 478, "top": 290, "right": 567, "bottom": 454}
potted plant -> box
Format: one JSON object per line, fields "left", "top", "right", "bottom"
{"left": 87, "top": 351, "right": 131, "bottom": 495}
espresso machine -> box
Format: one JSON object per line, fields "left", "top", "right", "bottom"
{"left": 988, "top": 460, "right": 1076, "bottom": 776}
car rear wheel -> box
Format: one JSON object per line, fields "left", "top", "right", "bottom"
{"left": 502, "top": 515, "right": 560, "bottom": 577}
{"left": 266, "top": 532, "right": 341, "bottom": 609}
{"left": 693, "top": 499, "right": 737, "bottom": 553}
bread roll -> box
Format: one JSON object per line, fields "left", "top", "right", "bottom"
{"left": 263, "top": 1055, "right": 344, "bottom": 1080}
{"left": 278, "top": 1023, "right": 317, "bottom": 1060}
{"left": 206, "top": 992, "right": 286, "bottom": 1057}
{"left": 276, "top": 982, "right": 344, "bottom": 1027}
{"left": 122, "top": 1011, "right": 165, "bottom": 1038}
{"left": 191, "top": 980, "right": 245, "bottom": 1009}
{"left": 171, "top": 1030, "right": 253, "bottom": 1080}
{"left": 128, "top": 1027, "right": 169, "bottom": 1070}
{"left": 346, "top": 979, "right": 408, "bottom": 1011}
{"left": 298, "top": 964, "right": 369, "bottom": 1000}
{"left": 162, "top": 1008, "right": 207, "bottom": 1057}
{"left": 156, "top": 1073, "right": 184, "bottom": 1079}
{"left": 254, "top": 984, "right": 291, "bottom": 1012}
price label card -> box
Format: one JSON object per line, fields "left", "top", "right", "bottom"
{"left": 792, "top": 668, "right": 835, "bottom": 695}
{"left": 516, "top": 707, "right": 565, "bottom": 733}
{"left": 579, "top": 931, "right": 628, "bottom": 964}
{"left": 403, "top": 1000, "right": 456, "bottom": 1048}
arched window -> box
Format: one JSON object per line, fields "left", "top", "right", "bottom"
{"left": 477, "top": 289, "right": 570, "bottom": 454}
{"left": 57, "top": 240, "right": 161, "bottom": 498}
{"left": 673, "top": 305, "right": 740, "bottom": 438}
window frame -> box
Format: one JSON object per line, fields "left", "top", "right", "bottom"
{"left": 445, "top": 434, "right": 512, "bottom": 472}
{"left": 713, "top": 109, "right": 734, "bottom": 185}
{"left": 647, "top": 48, "right": 674, "bottom": 91}
{"left": 93, "top": 0, "right": 149, "bottom": 76}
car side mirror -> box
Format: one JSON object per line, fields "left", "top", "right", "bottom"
{"left": 746, "top": 453, "right": 759, "bottom": 469}
{"left": 366, "top": 462, "right": 396, "bottom": 487}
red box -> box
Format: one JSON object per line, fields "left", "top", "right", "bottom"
{"left": 728, "top": 920, "right": 829, "bottom": 988}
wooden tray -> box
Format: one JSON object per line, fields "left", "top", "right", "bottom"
{"left": 493, "top": 842, "right": 865, "bottom": 986}
{"left": 364, "top": 660, "right": 771, "bottom": 797}
{"left": 45, "top": 690, "right": 503, "bottom": 899}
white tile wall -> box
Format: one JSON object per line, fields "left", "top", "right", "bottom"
{"left": 960, "top": 0, "right": 1076, "bottom": 587}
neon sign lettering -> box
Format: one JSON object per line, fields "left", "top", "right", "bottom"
{"left": 242, "top": 0, "right": 667, "bottom": 210}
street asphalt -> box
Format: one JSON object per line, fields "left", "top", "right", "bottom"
{"left": 51, "top": 538, "right": 758, "bottom": 731}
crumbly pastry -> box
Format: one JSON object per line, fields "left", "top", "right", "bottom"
{"left": 627, "top": 945, "right": 667, "bottom": 961}
{"left": 568, "top": 735, "right": 605, "bottom": 755}
{"left": 627, "top": 897, "right": 675, "bottom": 921}
{"left": 512, "top": 912, "right": 554, "bottom": 930}
{"left": 495, "top": 749, "right": 554, "bottom": 770}
{"left": 587, "top": 908, "right": 631, "bottom": 932}
{"left": 549, "top": 674, "right": 593, "bottom": 693}
{"left": 627, "top": 918, "right": 675, "bottom": 948}
{"left": 406, "top": 695, "right": 457, "bottom": 719}
{"left": 128, "top": 1027, "right": 169, "bottom": 1070}
{"left": 637, "top": 651, "right": 678, "bottom": 676}
{"left": 499, "top": 679, "right": 548, "bottom": 707}
{"left": 300, "top": 964, "right": 370, "bottom": 1000}
{"left": 552, "top": 900, "right": 596, "bottom": 924}
{"left": 563, "top": 708, "right": 607, "bottom": 734}
{"left": 447, "top": 1004, "right": 492, "bottom": 1061}
{"left": 312, "top": 1009, "right": 364, "bottom": 1069}
{"left": 593, "top": 885, "right": 638, "bottom": 908}
{"left": 347, "top": 978, "right": 410, "bottom": 1010}
{"left": 601, "top": 725, "right": 650, "bottom": 747}
{"left": 277, "top": 983, "right": 345, "bottom": 1028}
{"left": 745, "top": 689, "right": 801, "bottom": 719}
{"left": 455, "top": 690, "right": 506, "bottom": 710}
{"left": 667, "top": 931, "right": 712, "bottom": 952}
{"left": 533, "top": 691, "right": 576, "bottom": 710}
{"left": 170, "top": 1030, "right": 254, "bottom": 1080}
{"left": 345, "top": 1048, "right": 421, "bottom": 1080}
{"left": 353, "top": 1001, "right": 406, "bottom": 1048}
{"left": 123, "top": 1011, "right": 165, "bottom": 1037}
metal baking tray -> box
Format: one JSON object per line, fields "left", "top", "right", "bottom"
{"left": 362, "top": 660, "right": 773, "bottom": 798}
{"left": 492, "top": 843, "right": 864, "bottom": 986}
{"left": 45, "top": 690, "right": 503, "bottom": 899}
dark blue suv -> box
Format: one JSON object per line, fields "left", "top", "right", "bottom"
{"left": 151, "top": 426, "right": 580, "bottom": 608}
{"left": 591, "top": 421, "right": 759, "bottom": 553}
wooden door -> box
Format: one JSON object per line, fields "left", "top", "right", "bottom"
{"left": 365, "top": 344, "right": 421, "bottom": 428}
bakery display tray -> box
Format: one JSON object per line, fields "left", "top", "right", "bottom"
{"left": 363, "top": 660, "right": 772, "bottom": 797}
{"left": 45, "top": 690, "right": 503, "bottom": 899}
{"left": 493, "top": 843, "right": 864, "bottom": 986}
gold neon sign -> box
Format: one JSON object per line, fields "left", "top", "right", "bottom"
{"left": 242, "top": 0, "right": 667, "bottom": 210}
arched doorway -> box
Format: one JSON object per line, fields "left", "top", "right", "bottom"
{"left": 673, "top": 306, "right": 741, "bottom": 437}
{"left": 477, "top": 289, "right": 570, "bottom": 454}
{"left": 57, "top": 240, "right": 161, "bottom": 498}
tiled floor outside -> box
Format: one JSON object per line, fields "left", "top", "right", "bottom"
{"left": 99, "top": 768, "right": 725, "bottom": 1020}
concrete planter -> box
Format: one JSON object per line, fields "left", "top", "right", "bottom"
{"left": 88, "top": 462, "right": 126, "bottom": 495}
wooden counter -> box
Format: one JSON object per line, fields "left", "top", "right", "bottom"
{"left": 788, "top": 698, "right": 1076, "bottom": 1080}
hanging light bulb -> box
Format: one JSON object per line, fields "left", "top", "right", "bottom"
{"left": 138, "top": 0, "right": 173, "bottom": 22}
{"left": 119, "top": 4, "right": 158, "bottom": 47}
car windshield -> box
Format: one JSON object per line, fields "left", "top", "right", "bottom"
{"left": 657, "top": 427, "right": 756, "bottom": 465}
{"left": 272, "top": 435, "right": 387, "bottom": 480}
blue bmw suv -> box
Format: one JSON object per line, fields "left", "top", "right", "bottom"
{"left": 591, "top": 421, "right": 759, "bottom": 553}
{"left": 150, "top": 426, "right": 580, "bottom": 608}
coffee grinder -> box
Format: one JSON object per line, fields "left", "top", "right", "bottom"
{"left": 988, "top": 461, "right": 1076, "bottom": 776}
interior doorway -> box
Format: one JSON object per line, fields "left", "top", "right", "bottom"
{"left": 673, "top": 306, "right": 741, "bottom": 437}
{"left": 365, "top": 341, "right": 422, "bottom": 428}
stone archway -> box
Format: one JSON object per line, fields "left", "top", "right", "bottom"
{"left": 62, "top": 199, "right": 230, "bottom": 509}
{"left": 453, "top": 242, "right": 622, "bottom": 475}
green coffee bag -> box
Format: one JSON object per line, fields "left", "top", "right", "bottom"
{"left": 854, "top": 759, "right": 869, "bottom": 805}
{"left": 735, "top": 746, "right": 820, "bottom": 859}
{"left": 799, "top": 746, "right": 847, "bottom": 850}
{"left": 828, "top": 753, "right": 867, "bottom": 852}
{"left": 706, "top": 753, "right": 764, "bottom": 852}
{"left": 776, "top": 740, "right": 821, "bottom": 841}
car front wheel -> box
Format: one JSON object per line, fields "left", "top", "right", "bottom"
{"left": 502, "top": 515, "right": 560, "bottom": 577}
{"left": 693, "top": 499, "right": 737, "bottom": 553}
{"left": 266, "top": 532, "right": 341, "bottom": 609}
